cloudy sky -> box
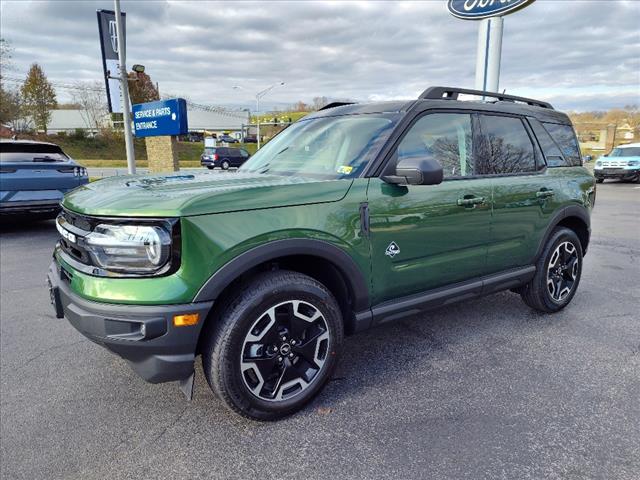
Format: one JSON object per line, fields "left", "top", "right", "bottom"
{"left": 1, "top": 0, "right": 639, "bottom": 112}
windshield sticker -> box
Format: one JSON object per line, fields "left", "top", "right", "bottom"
{"left": 337, "top": 165, "right": 353, "bottom": 175}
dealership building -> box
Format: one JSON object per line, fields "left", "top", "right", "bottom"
{"left": 33, "top": 108, "right": 250, "bottom": 138}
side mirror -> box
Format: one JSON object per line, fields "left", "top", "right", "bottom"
{"left": 383, "top": 157, "right": 443, "bottom": 186}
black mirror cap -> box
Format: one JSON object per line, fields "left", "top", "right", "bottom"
{"left": 383, "top": 157, "right": 444, "bottom": 186}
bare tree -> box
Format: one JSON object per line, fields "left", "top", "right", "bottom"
{"left": 71, "top": 81, "right": 109, "bottom": 133}
{"left": 312, "top": 96, "right": 329, "bottom": 110}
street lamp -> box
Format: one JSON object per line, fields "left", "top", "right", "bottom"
{"left": 234, "top": 82, "right": 285, "bottom": 149}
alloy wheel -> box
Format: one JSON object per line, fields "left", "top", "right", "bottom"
{"left": 546, "top": 241, "right": 579, "bottom": 302}
{"left": 240, "top": 300, "right": 330, "bottom": 402}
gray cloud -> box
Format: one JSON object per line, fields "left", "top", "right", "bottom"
{"left": 1, "top": 0, "right": 639, "bottom": 111}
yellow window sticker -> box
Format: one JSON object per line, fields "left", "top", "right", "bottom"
{"left": 337, "top": 165, "right": 353, "bottom": 175}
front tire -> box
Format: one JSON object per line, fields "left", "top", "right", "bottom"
{"left": 202, "top": 271, "right": 343, "bottom": 420}
{"left": 520, "top": 227, "right": 583, "bottom": 313}
{"left": 596, "top": 177, "right": 604, "bottom": 183}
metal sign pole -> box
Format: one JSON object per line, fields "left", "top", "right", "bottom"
{"left": 113, "top": 0, "right": 136, "bottom": 174}
{"left": 474, "top": 16, "right": 504, "bottom": 93}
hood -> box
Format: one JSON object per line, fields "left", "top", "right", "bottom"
{"left": 62, "top": 171, "right": 353, "bottom": 217}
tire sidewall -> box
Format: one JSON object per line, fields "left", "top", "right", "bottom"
{"left": 538, "top": 228, "right": 583, "bottom": 311}
{"left": 216, "top": 276, "right": 343, "bottom": 417}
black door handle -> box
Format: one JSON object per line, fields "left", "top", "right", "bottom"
{"left": 536, "top": 189, "right": 554, "bottom": 199}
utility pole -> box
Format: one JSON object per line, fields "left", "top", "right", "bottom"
{"left": 114, "top": 0, "right": 135, "bottom": 174}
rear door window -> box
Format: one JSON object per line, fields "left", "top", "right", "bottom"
{"left": 542, "top": 122, "right": 581, "bottom": 166}
{"left": 476, "top": 115, "right": 536, "bottom": 174}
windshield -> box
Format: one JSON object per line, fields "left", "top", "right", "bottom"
{"left": 239, "top": 114, "right": 399, "bottom": 179}
{"left": 610, "top": 147, "right": 640, "bottom": 157}
{"left": 0, "top": 143, "right": 68, "bottom": 163}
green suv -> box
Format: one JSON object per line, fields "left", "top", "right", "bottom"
{"left": 48, "top": 87, "right": 595, "bottom": 420}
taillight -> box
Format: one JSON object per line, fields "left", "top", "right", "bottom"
{"left": 58, "top": 167, "right": 86, "bottom": 176}
{"left": 213, "top": 154, "right": 219, "bottom": 161}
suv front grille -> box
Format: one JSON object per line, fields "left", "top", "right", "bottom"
{"left": 57, "top": 210, "right": 93, "bottom": 266}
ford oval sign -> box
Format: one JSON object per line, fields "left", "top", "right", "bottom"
{"left": 448, "top": 0, "right": 535, "bottom": 20}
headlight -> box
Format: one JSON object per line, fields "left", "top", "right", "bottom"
{"left": 85, "top": 224, "right": 172, "bottom": 273}
{"left": 628, "top": 160, "right": 639, "bottom": 167}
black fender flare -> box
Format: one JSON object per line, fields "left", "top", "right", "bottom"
{"left": 534, "top": 205, "right": 591, "bottom": 261}
{"left": 192, "top": 239, "right": 370, "bottom": 312}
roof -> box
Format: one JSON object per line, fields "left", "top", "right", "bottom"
{"left": 46, "top": 109, "right": 107, "bottom": 130}
{"left": 186, "top": 109, "right": 250, "bottom": 130}
{"left": 305, "top": 87, "right": 569, "bottom": 124}
{"left": 0, "top": 139, "right": 58, "bottom": 146}
{"left": 304, "top": 98, "right": 570, "bottom": 124}
{"left": 306, "top": 101, "right": 413, "bottom": 119}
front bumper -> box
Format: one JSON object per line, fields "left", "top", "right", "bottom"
{"left": 0, "top": 199, "right": 61, "bottom": 214}
{"left": 594, "top": 168, "right": 639, "bottom": 180}
{"left": 47, "top": 261, "right": 213, "bottom": 383}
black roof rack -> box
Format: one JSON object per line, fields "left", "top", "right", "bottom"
{"left": 318, "top": 101, "right": 356, "bottom": 111}
{"left": 419, "top": 86, "right": 553, "bottom": 110}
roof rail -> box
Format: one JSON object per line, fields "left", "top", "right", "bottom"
{"left": 318, "top": 101, "right": 356, "bottom": 111}
{"left": 419, "top": 86, "right": 553, "bottom": 110}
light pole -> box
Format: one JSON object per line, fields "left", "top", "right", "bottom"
{"left": 113, "top": 0, "right": 135, "bottom": 174}
{"left": 235, "top": 82, "right": 285, "bottom": 149}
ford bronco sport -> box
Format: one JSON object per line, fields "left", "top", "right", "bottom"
{"left": 48, "top": 87, "right": 595, "bottom": 420}
{"left": 594, "top": 142, "right": 640, "bottom": 183}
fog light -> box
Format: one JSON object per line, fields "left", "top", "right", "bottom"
{"left": 173, "top": 313, "right": 199, "bottom": 327}
{"left": 140, "top": 323, "right": 146, "bottom": 337}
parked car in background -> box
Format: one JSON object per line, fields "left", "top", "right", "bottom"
{"left": 181, "top": 132, "right": 204, "bottom": 143}
{"left": 200, "top": 147, "right": 250, "bottom": 169}
{"left": 0, "top": 140, "right": 88, "bottom": 218}
{"left": 217, "top": 134, "right": 239, "bottom": 144}
{"left": 594, "top": 143, "right": 640, "bottom": 183}
{"left": 243, "top": 134, "right": 257, "bottom": 143}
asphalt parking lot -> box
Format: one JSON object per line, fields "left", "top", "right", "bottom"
{"left": 1, "top": 182, "right": 638, "bottom": 480}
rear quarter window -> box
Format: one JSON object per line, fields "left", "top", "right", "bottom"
{"left": 542, "top": 122, "right": 582, "bottom": 167}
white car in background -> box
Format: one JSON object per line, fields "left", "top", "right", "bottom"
{"left": 594, "top": 142, "right": 640, "bottom": 183}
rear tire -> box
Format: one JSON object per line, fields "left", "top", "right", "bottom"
{"left": 202, "top": 270, "right": 343, "bottom": 420}
{"left": 221, "top": 160, "right": 230, "bottom": 170}
{"left": 520, "top": 227, "right": 583, "bottom": 313}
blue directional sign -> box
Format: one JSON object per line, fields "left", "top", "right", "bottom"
{"left": 132, "top": 98, "right": 188, "bottom": 138}
{"left": 448, "top": 0, "right": 535, "bottom": 20}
